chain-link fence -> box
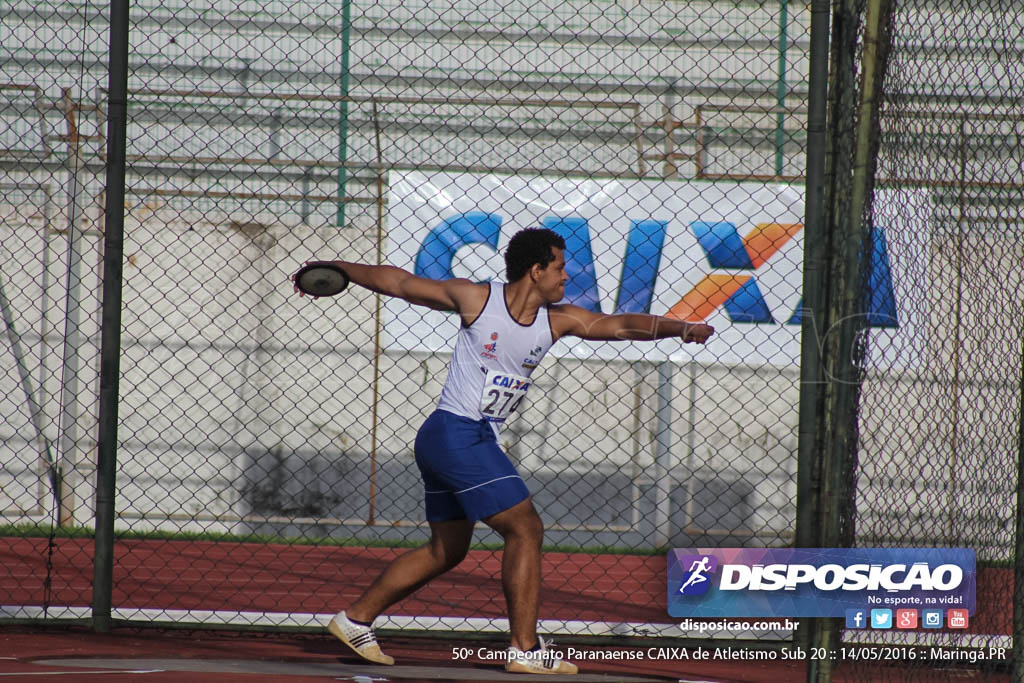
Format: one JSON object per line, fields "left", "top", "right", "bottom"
{"left": 2, "top": 0, "right": 1022, "bottom": 679}
{"left": 1, "top": 0, "right": 811, "bottom": 637}
{"left": 835, "top": 0, "right": 1024, "bottom": 679}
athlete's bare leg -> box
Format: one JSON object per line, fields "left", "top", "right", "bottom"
{"left": 347, "top": 518, "right": 474, "bottom": 622}
{"left": 482, "top": 498, "right": 544, "bottom": 651}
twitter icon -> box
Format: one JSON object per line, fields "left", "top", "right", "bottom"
{"left": 870, "top": 609, "right": 893, "bottom": 629}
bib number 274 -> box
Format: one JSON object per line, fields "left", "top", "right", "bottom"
{"left": 480, "top": 370, "right": 530, "bottom": 422}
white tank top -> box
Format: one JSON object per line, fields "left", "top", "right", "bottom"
{"left": 437, "top": 282, "right": 555, "bottom": 427}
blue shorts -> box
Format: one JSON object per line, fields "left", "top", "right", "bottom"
{"left": 414, "top": 410, "right": 530, "bottom": 522}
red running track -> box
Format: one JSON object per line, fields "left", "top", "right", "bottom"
{"left": 0, "top": 537, "right": 1014, "bottom": 683}
{"left": 1, "top": 536, "right": 1012, "bottom": 635}
{"left": 1, "top": 537, "right": 668, "bottom": 624}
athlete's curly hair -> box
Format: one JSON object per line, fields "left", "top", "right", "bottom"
{"left": 505, "top": 228, "right": 566, "bottom": 282}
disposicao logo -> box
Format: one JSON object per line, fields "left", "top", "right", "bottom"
{"left": 676, "top": 555, "right": 718, "bottom": 596}
{"left": 666, "top": 548, "right": 976, "bottom": 618}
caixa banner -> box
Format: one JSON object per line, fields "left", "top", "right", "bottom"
{"left": 385, "top": 171, "right": 927, "bottom": 366}
{"left": 667, "top": 548, "right": 976, "bottom": 618}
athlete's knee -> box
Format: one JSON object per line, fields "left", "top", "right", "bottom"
{"left": 487, "top": 500, "right": 543, "bottom": 543}
{"left": 428, "top": 538, "right": 469, "bottom": 572}
{"left": 426, "top": 520, "right": 473, "bottom": 572}
{"left": 520, "top": 506, "right": 543, "bottom": 539}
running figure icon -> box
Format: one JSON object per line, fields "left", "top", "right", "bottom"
{"left": 678, "top": 557, "right": 713, "bottom": 594}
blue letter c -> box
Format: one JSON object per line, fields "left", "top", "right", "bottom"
{"left": 414, "top": 212, "right": 503, "bottom": 280}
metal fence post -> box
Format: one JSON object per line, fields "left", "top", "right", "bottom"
{"left": 1013, "top": 326, "right": 1024, "bottom": 682}
{"left": 335, "top": 0, "right": 352, "bottom": 227}
{"left": 795, "top": 0, "right": 831, "bottom": 659}
{"left": 804, "top": 0, "right": 894, "bottom": 677}
{"left": 92, "top": 0, "right": 130, "bottom": 634}
{"left": 653, "top": 360, "right": 674, "bottom": 548}
{"left": 57, "top": 88, "right": 87, "bottom": 527}
{"left": 774, "top": 0, "right": 790, "bottom": 177}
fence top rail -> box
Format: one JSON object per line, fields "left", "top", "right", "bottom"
{"left": 695, "top": 104, "right": 1024, "bottom": 124}
{"left": 0, "top": 83, "right": 42, "bottom": 94}
{"left": 95, "top": 87, "right": 641, "bottom": 112}
{"left": 881, "top": 109, "right": 1024, "bottom": 122}
{"left": 697, "top": 104, "right": 809, "bottom": 116}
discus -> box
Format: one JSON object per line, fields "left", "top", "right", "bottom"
{"left": 293, "top": 261, "right": 350, "bottom": 297}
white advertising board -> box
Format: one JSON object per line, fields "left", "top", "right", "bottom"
{"left": 383, "top": 171, "right": 925, "bottom": 368}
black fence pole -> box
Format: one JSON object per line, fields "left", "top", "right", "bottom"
{"left": 796, "top": 0, "right": 831, "bottom": 553}
{"left": 794, "top": 0, "right": 831, "bottom": 658}
{"left": 93, "top": 0, "right": 129, "bottom": 634}
{"left": 1012, "top": 326, "right": 1024, "bottom": 680}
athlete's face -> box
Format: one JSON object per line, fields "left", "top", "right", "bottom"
{"left": 534, "top": 248, "right": 568, "bottom": 303}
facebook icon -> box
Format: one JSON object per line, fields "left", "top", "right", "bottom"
{"left": 845, "top": 609, "right": 867, "bottom": 629}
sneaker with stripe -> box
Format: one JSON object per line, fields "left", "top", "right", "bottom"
{"left": 327, "top": 611, "right": 394, "bottom": 665}
{"left": 504, "top": 637, "right": 578, "bottom": 675}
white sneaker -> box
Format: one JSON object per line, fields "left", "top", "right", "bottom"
{"left": 505, "top": 637, "right": 578, "bottom": 675}
{"left": 327, "top": 611, "right": 395, "bottom": 665}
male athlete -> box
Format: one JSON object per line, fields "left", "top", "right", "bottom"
{"left": 306, "top": 228, "right": 714, "bottom": 674}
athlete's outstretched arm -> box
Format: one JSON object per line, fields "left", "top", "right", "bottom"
{"left": 312, "top": 261, "right": 484, "bottom": 313}
{"left": 550, "top": 304, "right": 714, "bottom": 343}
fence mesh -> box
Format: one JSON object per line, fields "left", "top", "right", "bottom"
{"left": 1, "top": 0, "right": 1022, "bottom": 678}
{"left": 839, "top": 0, "right": 1024, "bottom": 677}
{"left": 2, "top": 0, "right": 810, "bottom": 639}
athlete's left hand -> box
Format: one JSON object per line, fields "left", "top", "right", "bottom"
{"left": 682, "top": 323, "right": 715, "bottom": 344}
